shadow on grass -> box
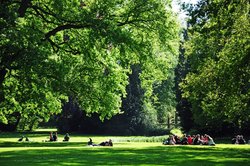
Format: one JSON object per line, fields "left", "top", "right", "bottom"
{"left": 0, "top": 145, "right": 249, "bottom": 166}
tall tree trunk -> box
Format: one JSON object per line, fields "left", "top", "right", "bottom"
{"left": 0, "top": 68, "right": 7, "bottom": 103}
{"left": 167, "top": 116, "right": 170, "bottom": 129}
{"left": 13, "top": 112, "right": 21, "bottom": 131}
{"left": 29, "top": 119, "right": 37, "bottom": 131}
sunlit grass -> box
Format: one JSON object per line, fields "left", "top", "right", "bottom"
{"left": 0, "top": 132, "right": 250, "bottom": 165}
{"left": 0, "top": 132, "right": 168, "bottom": 143}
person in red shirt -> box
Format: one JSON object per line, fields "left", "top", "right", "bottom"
{"left": 187, "top": 135, "right": 193, "bottom": 145}
{"left": 202, "top": 134, "right": 209, "bottom": 145}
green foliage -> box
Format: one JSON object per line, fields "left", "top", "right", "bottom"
{"left": 182, "top": 0, "right": 250, "bottom": 133}
{"left": 170, "top": 127, "right": 183, "bottom": 136}
{"left": 0, "top": 0, "right": 180, "bottom": 130}
{"left": 175, "top": 36, "right": 194, "bottom": 132}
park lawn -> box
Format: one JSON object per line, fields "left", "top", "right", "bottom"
{"left": 0, "top": 133, "right": 250, "bottom": 166}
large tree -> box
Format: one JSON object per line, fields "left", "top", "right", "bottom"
{"left": 0, "top": 0, "right": 179, "bottom": 130}
{"left": 181, "top": 0, "right": 250, "bottom": 134}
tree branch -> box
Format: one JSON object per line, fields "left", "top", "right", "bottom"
{"left": 31, "top": 6, "right": 55, "bottom": 24}
{"left": 45, "top": 24, "right": 92, "bottom": 40}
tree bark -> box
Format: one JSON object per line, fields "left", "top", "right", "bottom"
{"left": 167, "top": 116, "right": 170, "bottom": 129}
{"left": 0, "top": 68, "right": 7, "bottom": 103}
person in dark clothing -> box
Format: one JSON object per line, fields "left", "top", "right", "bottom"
{"left": 232, "top": 136, "right": 236, "bottom": 144}
{"left": 174, "top": 135, "right": 181, "bottom": 144}
{"left": 25, "top": 137, "right": 30, "bottom": 141}
{"left": 52, "top": 132, "right": 58, "bottom": 141}
{"left": 181, "top": 134, "right": 188, "bottom": 145}
{"left": 232, "top": 135, "right": 246, "bottom": 144}
{"left": 163, "top": 136, "right": 170, "bottom": 145}
{"left": 99, "top": 139, "right": 113, "bottom": 146}
{"left": 18, "top": 136, "right": 24, "bottom": 142}
{"left": 193, "top": 134, "right": 202, "bottom": 145}
{"left": 238, "top": 135, "right": 246, "bottom": 144}
{"left": 88, "top": 138, "right": 93, "bottom": 145}
{"left": 88, "top": 138, "right": 113, "bottom": 146}
{"left": 63, "top": 133, "right": 70, "bottom": 142}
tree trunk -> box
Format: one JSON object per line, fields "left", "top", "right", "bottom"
{"left": 0, "top": 68, "right": 7, "bottom": 103}
{"left": 167, "top": 116, "right": 170, "bottom": 129}
{"left": 29, "top": 118, "right": 37, "bottom": 131}
{"left": 14, "top": 112, "right": 21, "bottom": 131}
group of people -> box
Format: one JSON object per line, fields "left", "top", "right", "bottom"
{"left": 232, "top": 135, "right": 247, "bottom": 144}
{"left": 45, "top": 132, "right": 112, "bottom": 146}
{"left": 49, "top": 132, "right": 58, "bottom": 141}
{"left": 47, "top": 133, "right": 112, "bottom": 146}
{"left": 18, "top": 136, "right": 30, "bottom": 142}
{"left": 163, "top": 134, "right": 215, "bottom": 146}
{"left": 46, "top": 132, "right": 70, "bottom": 142}
{"left": 19, "top": 132, "right": 249, "bottom": 146}
{"left": 18, "top": 132, "right": 70, "bottom": 142}
{"left": 88, "top": 138, "right": 113, "bottom": 146}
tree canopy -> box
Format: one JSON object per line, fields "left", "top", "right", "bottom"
{"left": 0, "top": 0, "right": 180, "bottom": 129}
{"left": 181, "top": 0, "right": 250, "bottom": 133}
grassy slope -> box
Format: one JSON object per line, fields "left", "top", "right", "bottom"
{"left": 0, "top": 132, "right": 250, "bottom": 166}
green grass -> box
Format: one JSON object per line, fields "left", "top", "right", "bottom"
{"left": 0, "top": 132, "right": 250, "bottom": 166}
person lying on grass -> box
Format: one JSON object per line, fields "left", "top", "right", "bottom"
{"left": 88, "top": 138, "right": 113, "bottom": 146}
{"left": 162, "top": 135, "right": 176, "bottom": 145}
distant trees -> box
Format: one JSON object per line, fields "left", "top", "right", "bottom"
{"left": 175, "top": 37, "right": 194, "bottom": 132}
{"left": 55, "top": 62, "right": 179, "bottom": 135}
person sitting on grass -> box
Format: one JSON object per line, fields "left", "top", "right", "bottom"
{"left": 174, "top": 135, "right": 181, "bottom": 144}
{"left": 25, "top": 137, "right": 30, "bottom": 142}
{"left": 63, "top": 133, "right": 70, "bottom": 142}
{"left": 181, "top": 134, "right": 188, "bottom": 145}
{"left": 163, "top": 136, "right": 170, "bottom": 145}
{"left": 88, "top": 138, "right": 93, "bottom": 145}
{"left": 169, "top": 135, "right": 176, "bottom": 145}
{"left": 18, "top": 136, "right": 30, "bottom": 142}
{"left": 187, "top": 135, "right": 193, "bottom": 145}
{"left": 207, "top": 135, "right": 215, "bottom": 146}
{"left": 232, "top": 135, "right": 246, "bottom": 144}
{"left": 193, "top": 134, "right": 202, "bottom": 145}
{"left": 202, "top": 135, "right": 209, "bottom": 145}
{"left": 163, "top": 135, "right": 176, "bottom": 145}
{"left": 238, "top": 135, "right": 246, "bottom": 144}
{"left": 18, "top": 136, "right": 24, "bottom": 142}
{"left": 232, "top": 135, "right": 238, "bottom": 144}
{"left": 49, "top": 132, "right": 54, "bottom": 141}
{"left": 52, "top": 132, "right": 58, "bottom": 141}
